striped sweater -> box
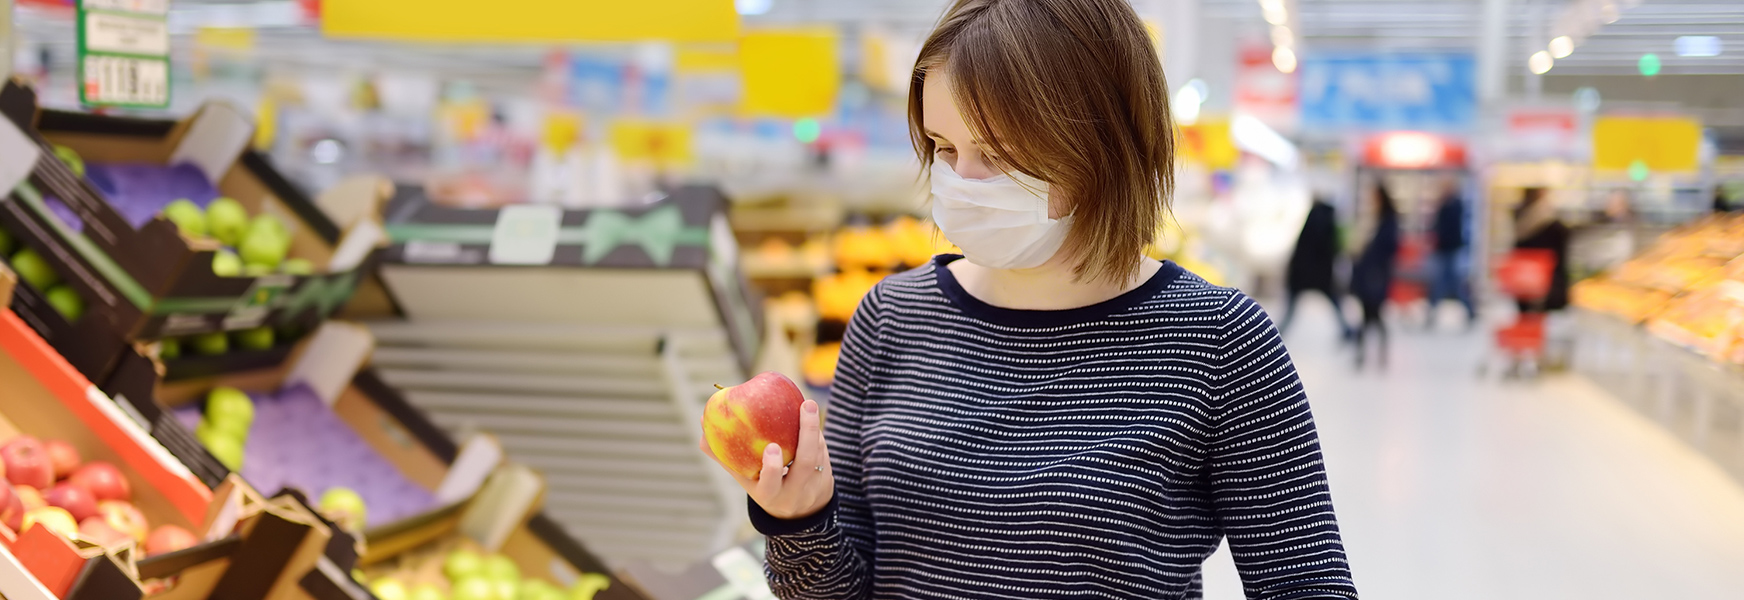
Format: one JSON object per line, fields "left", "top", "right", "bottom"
{"left": 750, "top": 255, "right": 1357, "bottom": 599}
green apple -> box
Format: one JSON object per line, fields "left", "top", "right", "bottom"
{"left": 281, "top": 258, "right": 315, "bottom": 275}
{"left": 568, "top": 573, "right": 610, "bottom": 600}
{"left": 244, "top": 263, "right": 274, "bottom": 276}
{"left": 318, "top": 487, "right": 367, "bottom": 532}
{"left": 518, "top": 579, "right": 562, "bottom": 600}
{"left": 443, "top": 549, "right": 484, "bottom": 582}
{"left": 409, "top": 583, "right": 446, "bottom": 600}
{"left": 483, "top": 555, "right": 520, "bottom": 583}
{"left": 493, "top": 579, "right": 519, "bottom": 600}
{"left": 240, "top": 227, "right": 288, "bottom": 269}
{"left": 212, "top": 250, "right": 243, "bottom": 277}
{"left": 351, "top": 568, "right": 367, "bottom": 584}
{"left": 450, "top": 578, "right": 495, "bottom": 600}
{"left": 235, "top": 326, "right": 274, "bottom": 351}
{"left": 44, "top": 285, "right": 84, "bottom": 321}
{"left": 247, "top": 214, "right": 288, "bottom": 242}
{"left": 192, "top": 331, "right": 229, "bottom": 355}
{"left": 162, "top": 200, "right": 208, "bottom": 238}
{"left": 369, "top": 577, "right": 409, "bottom": 600}
{"left": 53, "top": 145, "right": 85, "bottom": 178}
{"left": 206, "top": 386, "right": 255, "bottom": 427}
{"left": 159, "top": 338, "right": 181, "bottom": 360}
{"left": 11, "top": 248, "right": 60, "bottom": 290}
{"left": 195, "top": 425, "right": 245, "bottom": 471}
{"left": 0, "top": 228, "right": 15, "bottom": 257}
{"left": 205, "top": 197, "right": 249, "bottom": 246}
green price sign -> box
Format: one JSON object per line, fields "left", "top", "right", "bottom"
{"left": 77, "top": 0, "right": 171, "bottom": 109}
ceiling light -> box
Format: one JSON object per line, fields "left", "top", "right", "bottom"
{"left": 735, "top": 0, "right": 773, "bottom": 16}
{"left": 1263, "top": 6, "right": 1287, "bottom": 26}
{"left": 1600, "top": 3, "right": 1620, "bottom": 24}
{"left": 1272, "top": 46, "right": 1297, "bottom": 74}
{"left": 1528, "top": 51, "right": 1553, "bottom": 75}
{"left": 1675, "top": 36, "right": 1721, "bottom": 57}
{"left": 1259, "top": 0, "right": 1286, "bottom": 14}
{"left": 1173, "top": 84, "right": 1203, "bottom": 126}
{"left": 1638, "top": 53, "right": 1661, "bottom": 76}
{"left": 1271, "top": 25, "right": 1293, "bottom": 48}
{"left": 1548, "top": 36, "right": 1573, "bottom": 59}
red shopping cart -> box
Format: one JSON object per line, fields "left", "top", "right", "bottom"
{"left": 1485, "top": 249, "right": 1556, "bottom": 376}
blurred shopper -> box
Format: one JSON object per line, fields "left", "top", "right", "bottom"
{"left": 1514, "top": 187, "right": 1571, "bottom": 314}
{"left": 700, "top": 1, "right": 1356, "bottom": 598}
{"left": 1427, "top": 179, "right": 1477, "bottom": 328}
{"left": 1351, "top": 184, "right": 1401, "bottom": 369}
{"left": 1282, "top": 197, "right": 1353, "bottom": 338}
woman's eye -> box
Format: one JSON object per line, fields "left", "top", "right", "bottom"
{"left": 935, "top": 147, "right": 956, "bottom": 156}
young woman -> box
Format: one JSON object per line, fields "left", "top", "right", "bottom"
{"left": 1350, "top": 183, "right": 1400, "bottom": 369}
{"left": 701, "top": 1, "right": 1357, "bottom": 597}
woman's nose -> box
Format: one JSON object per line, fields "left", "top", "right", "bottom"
{"left": 953, "top": 154, "right": 998, "bottom": 180}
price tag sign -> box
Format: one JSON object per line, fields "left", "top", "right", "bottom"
{"left": 78, "top": 0, "right": 171, "bottom": 108}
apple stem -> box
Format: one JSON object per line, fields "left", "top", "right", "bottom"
{"left": 714, "top": 384, "right": 724, "bottom": 390}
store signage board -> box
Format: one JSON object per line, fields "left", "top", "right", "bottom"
{"left": 321, "top": 0, "right": 739, "bottom": 43}
{"left": 76, "top": 0, "right": 170, "bottom": 109}
{"left": 1298, "top": 53, "right": 1475, "bottom": 132}
{"left": 740, "top": 29, "right": 840, "bottom": 118}
{"left": 1592, "top": 116, "right": 1701, "bottom": 172}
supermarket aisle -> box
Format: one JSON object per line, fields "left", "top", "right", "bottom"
{"left": 1200, "top": 299, "right": 1744, "bottom": 599}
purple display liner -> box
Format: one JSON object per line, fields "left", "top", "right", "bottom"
{"left": 173, "top": 384, "right": 439, "bottom": 527}
{"left": 84, "top": 163, "right": 220, "bottom": 230}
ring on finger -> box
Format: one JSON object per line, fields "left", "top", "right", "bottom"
{"left": 814, "top": 465, "right": 825, "bottom": 472}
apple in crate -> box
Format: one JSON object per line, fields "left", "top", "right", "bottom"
{"left": 23, "top": 506, "right": 78, "bottom": 536}
{"left": 368, "top": 578, "right": 408, "bottom": 600}
{"left": 10, "top": 248, "right": 59, "bottom": 291}
{"left": 212, "top": 250, "right": 244, "bottom": 277}
{"left": 2, "top": 436, "right": 55, "bottom": 489}
{"left": 206, "top": 387, "right": 256, "bottom": 428}
{"left": 444, "top": 548, "right": 483, "bottom": 581}
{"left": 206, "top": 197, "right": 249, "bottom": 247}
{"left": 193, "top": 331, "right": 230, "bottom": 355}
{"left": 69, "top": 461, "right": 131, "bottom": 502}
{"left": 44, "top": 483, "right": 99, "bottom": 522}
{"left": 44, "top": 286, "right": 84, "bottom": 322}
{"left": 15, "top": 486, "right": 45, "bottom": 510}
{"left": 0, "top": 483, "right": 23, "bottom": 532}
{"left": 44, "top": 439, "right": 81, "bottom": 480}
{"left": 702, "top": 372, "right": 806, "bottom": 480}
{"left": 79, "top": 517, "right": 130, "bottom": 546}
{"left": 97, "top": 500, "right": 148, "bottom": 543}
{"left": 162, "top": 199, "right": 208, "bottom": 238}
{"left": 145, "top": 525, "right": 198, "bottom": 556}
{"left": 318, "top": 487, "right": 367, "bottom": 532}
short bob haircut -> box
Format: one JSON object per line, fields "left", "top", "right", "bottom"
{"left": 909, "top": 0, "right": 1176, "bottom": 284}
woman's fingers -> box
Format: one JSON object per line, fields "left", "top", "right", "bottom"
{"left": 792, "top": 400, "right": 825, "bottom": 481}
{"left": 754, "top": 442, "right": 785, "bottom": 498}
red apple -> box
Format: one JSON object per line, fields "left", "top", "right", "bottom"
{"left": 79, "top": 517, "right": 129, "bottom": 546}
{"left": 701, "top": 372, "right": 806, "bottom": 480}
{"left": 23, "top": 506, "right": 78, "bottom": 537}
{"left": 15, "top": 486, "right": 45, "bottom": 511}
{"left": 97, "top": 500, "right": 149, "bottom": 543}
{"left": 68, "top": 462, "right": 130, "bottom": 502}
{"left": 0, "top": 484, "right": 22, "bottom": 532}
{"left": 43, "top": 440, "right": 80, "bottom": 480}
{"left": 145, "top": 525, "right": 197, "bottom": 556}
{"left": 44, "top": 483, "right": 99, "bottom": 522}
{"left": 1, "top": 437, "right": 54, "bottom": 489}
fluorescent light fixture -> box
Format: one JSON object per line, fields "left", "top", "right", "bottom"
{"left": 736, "top": 0, "right": 774, "bottom": 16}
{"left": 1231, "top": 113, "right": 1299, "bottom": 170}
{"left": 1272, "top": 45, "right": 1297, "bottom": 73}
{"left": 1173, "top": 82, "right": 1204, "bottom": 125}
{"left": 1675, "top": 36, "right": 1721, "bottom": 57}
{"left": 1548, "top": 36, "right": 1573, "bottom": 59}
{"left": 1528, "top": 51, "right": 1553, "bottom": 75}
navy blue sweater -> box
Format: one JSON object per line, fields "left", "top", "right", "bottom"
{"left": 750, "top": 256, "right": 1357, "bottom": 599}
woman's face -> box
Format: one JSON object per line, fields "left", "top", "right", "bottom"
{"left": 921, "top": 69, "right": 1002, "bottom": 180}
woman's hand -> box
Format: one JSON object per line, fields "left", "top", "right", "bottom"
{"left": 700, "top": 399, "right": 835, "bottom": 520}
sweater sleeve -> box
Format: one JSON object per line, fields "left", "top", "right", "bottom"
{"left": 748, "top": 287, "right": 883, "bottom": 599}
{"left": 1208, "top": 292, "right": 1359, "bottom": 599}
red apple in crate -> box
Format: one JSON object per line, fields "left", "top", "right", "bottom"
{"left": 44, "top": 483, "right": 99, "bottom": 522}
{"left": 0, "top": 484, "right": 22, "bottom": 532}
{"left": 68, "top": 462, "right": 130, "bottom": 502}
{"left": 701, "top": 372, "right": 806, "bottom": 480}
{"left": 44, "top": 440, "right": 81, "bottom": 480}
{"left": 23, "top": 506, "right": 78, "bottom": 536}
{"left": 79, "top": 517, "right": 129, "bottom": 547}
{"left": 1, "top": 437, "right": 54, "bottom": 489}
{"left": 146, "top": 525, "right": 197, "bottom": 556}
{"left": 97, "top": 500, "right": 149, "bottom": 543}
{"left": 15, "top": 485, "right": 45, "bottom": 511}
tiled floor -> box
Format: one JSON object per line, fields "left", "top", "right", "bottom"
{"left": 1199, "top": 299, "right": 1744, "bottom": 599}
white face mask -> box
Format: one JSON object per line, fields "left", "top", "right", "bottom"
{"left": 930, "top": 160, "right": 1073, "bottom": 270}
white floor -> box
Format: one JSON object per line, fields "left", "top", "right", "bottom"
{"left": 1200, "top": 298, "right": 1744, "bottom": 599}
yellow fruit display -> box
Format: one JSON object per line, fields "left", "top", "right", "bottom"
{"left": 833, "top": 226, "right": 897, "bottom": 270}
{"left": 813, "top": 269, "right": 886, "bottom": 323}
{"left": 803, "top": 343, "right": 843, "bottom": 388}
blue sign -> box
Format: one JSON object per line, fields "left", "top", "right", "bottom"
{"left": 1299, "top": 53, "right": 1476, "bottom": 132}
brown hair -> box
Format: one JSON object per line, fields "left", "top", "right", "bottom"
{"left": 909, "top": 0, "right": 1175, "bottom": 284}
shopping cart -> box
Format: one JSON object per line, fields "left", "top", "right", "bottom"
{"left": 1483, "top": 249, "right": 1557, "bottom": 377}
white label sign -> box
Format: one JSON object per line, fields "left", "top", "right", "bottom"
{"left": 81, "top": 54, "right": 168, "bottom": 106}
{"left": 82, "top": 0, "right": 168, "bottom": 13}
{"left": 83, "top": 11, "right": 170, "bottom": 55}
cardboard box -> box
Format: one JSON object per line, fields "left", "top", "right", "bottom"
{"left": 0, "top": 80, "right": 388, "bottom": 349}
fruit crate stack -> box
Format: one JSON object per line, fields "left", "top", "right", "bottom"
{"left": 365, "top": 185, "right": 758, "bottom": 568}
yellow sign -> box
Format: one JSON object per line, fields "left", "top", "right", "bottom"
{"left": 676, "top": 44, "right": 740, "bottom": 73}
{"left": 740, "top": 29, "right": 840, "bottom": 118}
{"left": 1179, "top": 119, "right": 1238, "bottom": 169}
{"left": 322, "top": 0, "right": 739, "bottom": 43}
{"left": 195, "top": 27, "right": 257, "bottom": 52}
{"left": 610, "top": 120, "right": 693, "bottom": 166}
{"left": 1592, "top": 116, "right": 1701, "bottom": 172}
